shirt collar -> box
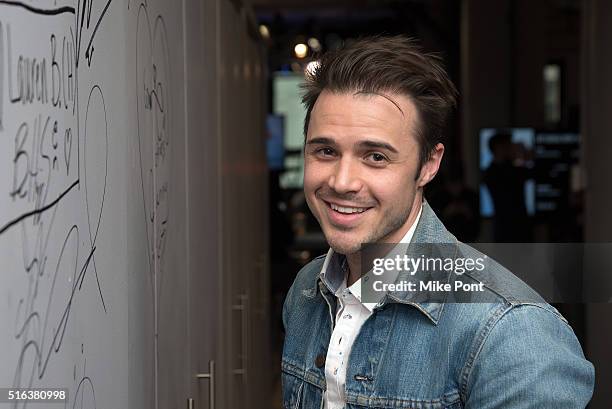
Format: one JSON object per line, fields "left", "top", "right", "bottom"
{"left": 319, "top": 203, "right": 423, "bottom": 312}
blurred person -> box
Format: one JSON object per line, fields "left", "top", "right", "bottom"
{"left": 483, "top": 132, "right": 532, "bottom": 242}
{"left": 281, "top": 35, "right": 594, "bottom": 408}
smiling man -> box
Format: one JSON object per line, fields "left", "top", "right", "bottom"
{"left": 281, "top": 36, "right": 594, "bottom": 409}
{"left": 302, "top": 89, "right": 436, "bottom": 284}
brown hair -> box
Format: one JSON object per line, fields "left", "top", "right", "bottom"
{"left": 301, "top": 35, "right": 458, "bottom": 173}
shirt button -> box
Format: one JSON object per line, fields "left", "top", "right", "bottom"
{"left": 315, "top": 354, "right": 326, "bottom": 368}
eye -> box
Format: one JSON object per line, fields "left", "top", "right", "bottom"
{"left": 315, "top": 147, "right": 335, "bottom": 157}
{"left": 366, "top": 152, "right": 388, "bottom": 163}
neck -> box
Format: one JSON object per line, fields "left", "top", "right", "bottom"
{"left": 345, "top": 194, "right": 423, "bottom": 287}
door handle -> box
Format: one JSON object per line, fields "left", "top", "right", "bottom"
{"left": 195, "top": 360, "right": 215, "bottom": 409}
{"left": 231, "top": 292, "right": 248, "bottom": 382}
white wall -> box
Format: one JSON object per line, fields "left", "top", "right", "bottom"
{"left": 0, "top": 0, "right": 270, "bottom": 408}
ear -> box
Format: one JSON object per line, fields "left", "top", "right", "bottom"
{"left": 417, "top": 143, "right": 445, "bottom": 187}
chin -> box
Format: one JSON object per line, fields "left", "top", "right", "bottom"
{"left": 326, "top": 237, "right": 362, "bottom": 256}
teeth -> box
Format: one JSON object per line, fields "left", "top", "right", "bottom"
{"left": 330, "top": 203, "right": 367, "bottom": 214}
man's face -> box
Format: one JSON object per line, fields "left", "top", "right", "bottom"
{"left": 304, "top": 90, "right": 441, "bottom": 255}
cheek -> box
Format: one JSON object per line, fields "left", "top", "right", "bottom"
{"left": 303, "top": 161, "right": 326, "bottom": 191}
{"left": 370, "top": 172, "right": 416, "bottom": 204}
{"left": 303, "top": 169, "right": 325, "bottom": 219}
{"left": 303, "top": 168, "right": 322, "bottom": 212}
{"left": 303, "top": 167, "right": 316, "bottom": 195}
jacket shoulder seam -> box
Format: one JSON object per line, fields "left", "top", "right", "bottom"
{"left": 459, "top": 302, "right": 571, "bottom": 403}
{"left": 459, "top": 303, "right": 511, "bottom": 402}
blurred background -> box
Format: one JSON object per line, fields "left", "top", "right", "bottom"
{"left": 2, "top": 0, "right": 608, "bottom": 408}
{"left": 252, "top": 0, "right": 612, "bottom": 407}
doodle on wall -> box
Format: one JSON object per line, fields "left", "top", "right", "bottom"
{"left": 0, "top": 0, "right": 173, "bottom": 408}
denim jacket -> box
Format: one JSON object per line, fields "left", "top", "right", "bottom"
{"left": 282, "top": 202, "right": 594, "bottom": 409}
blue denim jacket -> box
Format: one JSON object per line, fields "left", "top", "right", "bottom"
{"left": 282, "top": 202, "right": 594, "bottom": 409}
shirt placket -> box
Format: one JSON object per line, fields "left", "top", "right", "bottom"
{"left": 325, "top": 285, "right": 365, "bottom": 409}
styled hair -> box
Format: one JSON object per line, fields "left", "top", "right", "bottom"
{"left": 300, "top": 35, "right": 458, "bottom": 172}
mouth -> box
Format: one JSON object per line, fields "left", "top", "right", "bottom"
{"left": 322, "top": 200, "right": 373, "bottom": 227}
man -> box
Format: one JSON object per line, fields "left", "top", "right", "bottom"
{"left": 483, "top": 132, "right": 532, "bottom": 242}
{"left": 281, "top": 35, "right": 594, "bottom": 408}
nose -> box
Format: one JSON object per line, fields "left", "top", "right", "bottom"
{"left": 327, "top": 156, "right": 363, "bottom": 194}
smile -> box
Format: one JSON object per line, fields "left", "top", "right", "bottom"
{"left": 329, "top": 202, "right": 368, "bottom": 214}
{"left": 323, "top": 200, "right": 372, "bottom": 226}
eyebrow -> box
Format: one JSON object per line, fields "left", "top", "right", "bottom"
{"left": 306, "top": 137, "right": 336, "bottom": 146}
{"left": 359, "top": 140, "right": 399, "bottom": 154}
{"left": 306, "top": 137, "right": 399, "bottom": 154}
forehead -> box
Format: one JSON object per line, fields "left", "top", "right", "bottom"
{"left": 308, "top": 90, "right": 418, "bottom": 142}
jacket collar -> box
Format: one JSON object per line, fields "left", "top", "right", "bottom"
{"left": 311, "top": 200, "right": 457, "bottom": 325}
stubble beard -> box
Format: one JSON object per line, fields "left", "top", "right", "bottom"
{"left": 327, "top": 201, "right": 413, "bottom": 256}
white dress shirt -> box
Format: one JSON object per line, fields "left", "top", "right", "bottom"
{"left": 320, "top": 204, "right": 423, "bottom": 409}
